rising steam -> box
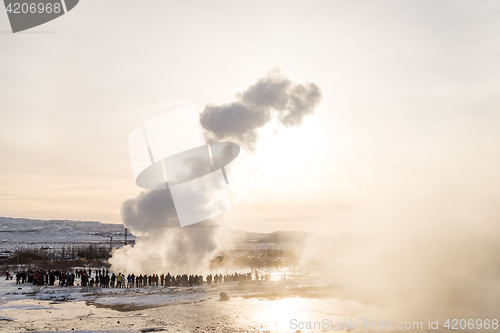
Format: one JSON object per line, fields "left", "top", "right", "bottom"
{"left": 200, "top": 70, "right": 322, "bottom": 151}
{"left": 298, "top": 125, "right": 500, "bottom": 319}
{"left": 110, "top": 70, "right": 322, "bottom": 274}
{"left": 109, "top": 188, "right": 223, "bottom": 274}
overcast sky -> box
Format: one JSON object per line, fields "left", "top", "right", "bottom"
{"left": 1, "top": 0, "right": 499, "bottom": 233}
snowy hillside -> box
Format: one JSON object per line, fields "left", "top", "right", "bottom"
{"left": 0, "top": 217, "right": 133, "bottom": 250}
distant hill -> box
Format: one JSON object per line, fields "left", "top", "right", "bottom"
{"left": 0, "top": 217, "right": 311, "bottom": 251}
{"left": 0, "top": 217, "right": 132, "bottom": 250}
{"left": 230, "top": 229, "right": 311, "bottom": 242}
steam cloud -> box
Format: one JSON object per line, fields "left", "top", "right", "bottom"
{"left": 110, "top": 188, "right": 224, "bottom": 274}
{"left": 298, "top": 126, "right": 500, "bottom": 319}
{"left": 200, "top": 70, "right": 322, "bottom": 151}
{"left": 110, "top": 70, "right": 322, "bottom": 274}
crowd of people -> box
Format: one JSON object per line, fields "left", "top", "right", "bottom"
{"left": 6, "top": 268, "right": 271, "bottom": 288}
{"left": 11, "top": 269, "right": 76, "bottom": 286}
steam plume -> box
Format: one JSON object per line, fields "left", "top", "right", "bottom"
{"left": 298, "top": 128, "right": 500, "bottom": 318}
{"left": 200, "top": 70, "right": 322, "bottom": 151}
{"left": 110, "top": 70, "right": 322, "bottom": 274}
{"left": 109, "top": 188, "right": 222, "bottom": 274}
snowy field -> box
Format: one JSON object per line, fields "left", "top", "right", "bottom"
{"left": 0, "top": 218, "right": 483, "bottom": 332}
{"left": 0, "top": 273, "right": 488, "bottom": 332}
{"left": 0, "top": 274, "right": 389, "bottom": 333}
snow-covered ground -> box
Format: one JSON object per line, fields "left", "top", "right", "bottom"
{"left": 0, "top": 274, "right": 384, "bottom": 333}
{"left": 0, "top": 275, "right": 485, "bottom": 333}
{"left": 0, "top": 217, "right": 478, "bottom": 332}
{"left": 0, "top": 276, "right": 228, "bottom": 332}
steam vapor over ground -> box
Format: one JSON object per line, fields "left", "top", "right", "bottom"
{"left": 298, "top": 123, "right": 500, "bottom": 318}
{"left": 110, "top": 188, "right": 223, "bottom": 274}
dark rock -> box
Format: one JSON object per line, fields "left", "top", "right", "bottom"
{"left": 219, "top": 292, "right": 230, "bottom": 301}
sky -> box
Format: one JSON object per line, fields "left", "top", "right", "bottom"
{"left": 1, "top": 0, "right": 500, "bottom": 233}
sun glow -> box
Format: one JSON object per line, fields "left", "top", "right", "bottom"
{"left": 253, "top": 117, "right": 319, "bottom": 181}
{"left": 253, "top": 297, "right": 312, "bottom": 332}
